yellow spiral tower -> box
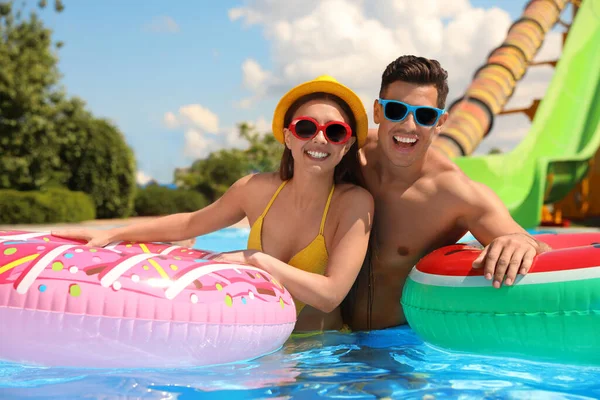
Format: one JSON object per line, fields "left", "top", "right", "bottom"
{"left": 432, "top": 0, "right": 571, "bottom": 158}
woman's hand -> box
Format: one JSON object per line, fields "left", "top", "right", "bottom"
{"left": 208, "top": 249, "right": 262, "bottom": 266}
{"left": 51, "top": 229, "right": 114, "bottom": 248}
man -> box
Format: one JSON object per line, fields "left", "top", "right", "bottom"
{"left": 343, "top": 55, "right": 551, "bottom": 331}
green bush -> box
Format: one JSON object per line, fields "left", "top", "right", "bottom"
{"left": 134, "top": 185, "right": 208, "bottom": 216}
{"left": 61, "top": 116, "right": 137, "bottom": 219}
{"left": 0, "top": 188, "right": 96, "bottom": 224}
{"left": 0, "top": 4, "right": 137, "bottom": 220}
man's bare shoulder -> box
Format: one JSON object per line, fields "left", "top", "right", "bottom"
{"left": 432, "top": 164, "right": 496, "bottom": 209}
{"left": 426, "top": 147, "right": 463, "bottom": 173}
{"left": 332, "top": 183, "right": 375, "bottom": 231}
{"left": 359, "top": 128, "right": 380, "bottom": 163}
{"left": 335, "top": 183, "right": 374, "bottom": 210}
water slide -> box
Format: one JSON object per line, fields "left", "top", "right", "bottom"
{"left": 432, "top": 0, "right": 600, "bottom": 229}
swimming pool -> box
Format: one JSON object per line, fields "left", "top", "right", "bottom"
{"left": 1, "top": 227, "right": 600, "bottom": 399}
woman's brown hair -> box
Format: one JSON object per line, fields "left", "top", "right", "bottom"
{"left": 277, "top": 92, "right": 365, "bottom": 187}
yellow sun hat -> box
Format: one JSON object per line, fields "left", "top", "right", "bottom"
{"left": 272, "top": 75, "right": 368, "bottom": 148}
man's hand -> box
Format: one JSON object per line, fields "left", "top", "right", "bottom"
{"left": 472, "top": 233, "right": 551, "bottom": 288}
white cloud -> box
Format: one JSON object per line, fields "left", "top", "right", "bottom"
{"left": 249, "top": 116, "right": 271, "bottom": 134}
{"left": 230, "top": 0, "right": 513, "bottom": 110}
{"left": 184, "top": 129, "right": 213, "bottom": 159}
{"left": 163, "top": 111, "right": 179, "bottom": 129}
{"left": 179, "top": 105, "right": 219, "bottom": 133}
{"left": 181, "top": 115, "right": 276, "bottom": 160}
{"left": 136, "top": 171, "right": 154, "bottom": 185}
{"left": 236, "top": 98, "right": 254, "bottom": 109}
{"left": 474, "top": 115, "right": 531, "bottom": 155}
{"left": 144, "top": 16, "right": 180, "bottom": 34}
{"left": 242, "top": 59, "right": 270, "bottom": 92}
{"left": 534, "top": 31, "right": 563, "bottom": 62}
{"left": 163, "top": 104, "right": 219, "bottom": 133}
{"left": 230, "top": 0, "right": 564, "bottom": 153}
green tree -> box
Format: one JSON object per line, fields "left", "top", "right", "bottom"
{"left": 175, "top": 123, "right": 284, "bottom": 202}
{"left": 0, "top": 1, "right": 137, "bottom": 219}
{"left": 176, "top": 149, "right": 250, "bottom": 202}
{"left": 60, "top": 115, "right": 137, "bottom": 219}
{"left": 0, "top": 1, "right": 65, "bottom": 189}
{"left": 239, "top": 122, "right": 284, "bottom": 173}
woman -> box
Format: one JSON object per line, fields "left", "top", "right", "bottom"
{"left": 53, "top": 76, "right": 374, "bottom": 332}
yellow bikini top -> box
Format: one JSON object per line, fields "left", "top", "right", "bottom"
{"left": 247, "top": 180, "right": 334, "bottom": 316}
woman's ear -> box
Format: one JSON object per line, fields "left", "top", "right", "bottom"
{"left": 283, "top": 129, "right": 292, "bottom": 149}
{"left": 342, "top": 137, "right": 357, "bottom": 156}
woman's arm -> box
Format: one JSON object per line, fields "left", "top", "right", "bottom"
{"left": 52, "top": 174, "right": 254, "bottom": 246}
{"left": 247, "top": 187, "right": 374, "bottom": 313}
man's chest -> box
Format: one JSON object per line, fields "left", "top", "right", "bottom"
{"left": 371, "top": 190, "right": 464, "bottom": 263}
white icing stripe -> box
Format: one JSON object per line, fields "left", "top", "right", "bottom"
{"left": 104, "top": 241, "right": 123, "bottom": 251}
{"left": 100, "top": 253, "right": 156, "bottom": 288}
{"left": 0, "top": 232, "right": 49, "bottom": 241}
{"left": 165, "top": 263, "right": 266, "bottom": 300}
{"left": 409, "top": 266, "right": 600, "bottom": 288}
{"left": 16, "top": 245, "right": 77, "bottom": 294}
{"left": 160, "top": 246, "right": 180, "bottom": 255}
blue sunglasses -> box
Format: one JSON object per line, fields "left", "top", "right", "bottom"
{"left": 378, "top": 99, "right": 445, "bottom": 127}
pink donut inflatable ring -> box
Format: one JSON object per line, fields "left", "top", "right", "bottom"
{"left": 0, "top": 230, "right": 296, "bottom": 368}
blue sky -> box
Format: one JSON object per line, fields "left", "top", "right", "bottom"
{"left": 27, "top": 0, "right": 563, "bottom": 183}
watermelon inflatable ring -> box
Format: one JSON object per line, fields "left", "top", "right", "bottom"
{"left": 402, "top": 232, "right": 600, "bottom": 366}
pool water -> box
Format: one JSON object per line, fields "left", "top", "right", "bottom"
{"left": 1, "top": 227, "right": 600, "bottom": 399}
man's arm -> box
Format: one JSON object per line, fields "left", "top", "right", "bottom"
{"left": 443, "top": 173, "right": 551, "bottom": 288}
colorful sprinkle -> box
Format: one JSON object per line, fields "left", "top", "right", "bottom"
{"left": 69, "top": 284, "right": 81, "bottom": 297}
{"left": 181, "top": 249, "right": 187, "bottom": 253}
{"left": 52, "top": 261, "right": 64, "bottom": 271}
{"left": 170, "top": 264, "right": 178, "bottom": 271}
{"left": 131, "top": 274, "right": 140, "bottom": 283}
{"left": 249, "top": 291, "right": 255, "bottom": 300}
{"left": 241, "top": 296, "right": 247, "bottom": 304}
{"left": 174, "top": 256, "right": 181, "bottom": 261}
{"left": 89, "top": 249, "right": 97, "bottom": 253}
{"left": 271, "top": 278, "right": 282, "bottom": 289}
{"left": 143, "top": 265, "right": 149, "bottom": 270}
{"left": 3, "top": 247, "right": 17, "bottom": 256}
{"left": 43, "top": 237, "right": 50, "bottom": 242}
{"left": 37, "top": 246, "right": 46, "bottom": 251}
{"left": 75, "top": 248, "right": 84, "bottom": 253}
{"left": 279, "top": 298, "right": 284, "bottom": 309}
{"left": 255, "top": 273, "right": 261, "bottom": 279}
{"left": 0, "top": 254, "right": 40, "bottom": 274}
{"left": 126, "top": 244, "right": 132, "bottom": 248}
{"left": 234, "top": 268, "right": 241, "bottom": 274}
{"left": 215, "top": 283, "right": 223, "bottom": 291}
{"left": 38, "top": 284, "right": 47, "bottom": 292}
{"left": 148, "top": 259, "right": 169, "bottom": 280}
{"left": 225, "top": 294, "right": 233, "bottom": 307}
{"left": 92, "top": 256, "right": 102, "bottom": 264}
{"left": 190, "top": 294, "right": 198, "bottom": 304}
{"left": 69, "top": 266, "right": 78, "bottom": 274}
{"left": 64, "top": 253, "right": 74, "bottom": 259}
{"left": 112, "top": 281, "right": 122, "bottom": 291}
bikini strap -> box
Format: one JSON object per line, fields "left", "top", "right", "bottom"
{"left": 260, "top": 180, "right": 288, "bottom": 218}
{"left": 319, "top": 185, "right": 335, "bottom": 235}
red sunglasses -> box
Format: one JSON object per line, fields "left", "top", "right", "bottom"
{"left": 288, "top": 117, "right": 352, "bottom": 144}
